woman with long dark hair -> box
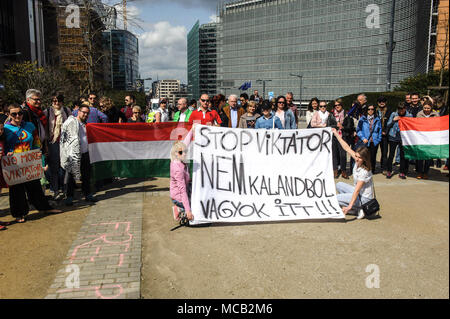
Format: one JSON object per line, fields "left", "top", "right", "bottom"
{"left": 306, "top": 97, "right": 319, "bottom": 128}
{"left": 274, "top": 95, "right": 296, "bottom": 129}
{"left": 332, "top": 128, "right": 375, "bottom": 220}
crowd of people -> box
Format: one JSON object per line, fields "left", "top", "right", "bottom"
{"left": 0, "top": 88, "right": 448, "bottom": 230}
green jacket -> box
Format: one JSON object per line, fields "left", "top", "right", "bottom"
{"left": 172, "top": 109, "right": 193, "bottom": 122}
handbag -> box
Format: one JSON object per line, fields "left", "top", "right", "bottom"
{"left": 359, "top": 182, "right": 380, "bottom": 216}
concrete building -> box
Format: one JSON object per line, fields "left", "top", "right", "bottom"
{"left": 187, "top": 21, "right": 218, "bottom": 100}
{"left": 152, "top": 80, "right": 181, "bottom": 105}
{"left": 217, "top": 0, "right": 436, "bottom": 101}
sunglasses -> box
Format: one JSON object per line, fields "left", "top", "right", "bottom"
{"left": 335, "top": 104, "right": 341, "bottom": 106}
{"left": 10, "top": 112, "right": 24, "bottom": 117}
{"left": 30, "top": 97, "right": 41, "bottom": 101}
{"left": 133, "top": 112, "right": 140, "bottom": 114}
{"left": 201, "top": 99, "right": 209, "bottom": 102}
{"left": 278, "top": 101, "right": 286, "bottom": 104}
{"left": 160, "top": 102, "right": 167, "bottom": 104}
{"left": 178, "top": 150, "right": 186, "bottom": 155}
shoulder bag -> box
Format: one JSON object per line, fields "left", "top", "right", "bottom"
{"left": 359, "top": 180, "right": 380, "bottom": 216}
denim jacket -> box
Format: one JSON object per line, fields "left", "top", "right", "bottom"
{"left": 386, "top": 111, "right": 412, "bottom": 142}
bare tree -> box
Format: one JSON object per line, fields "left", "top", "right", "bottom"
{"left": 434, "top": 11, "right": 449, "bottom": 105}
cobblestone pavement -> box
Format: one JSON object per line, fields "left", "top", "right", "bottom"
{"left": 45, "top": 179, "right": 144, "bottom": 299}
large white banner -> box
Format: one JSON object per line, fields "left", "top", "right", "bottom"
{"left": 190, "top": 125, "right": 344, "bottom": 224}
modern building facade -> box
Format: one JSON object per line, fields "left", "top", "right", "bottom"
{"left": 103, "top": 29, "right": 140, "bottom": 90}
{"left": 217, "top": 0, "right": 434, "bottom": 101}
{"left": 187, "top": 20, "right": 218, "bottom": 100}
{"left": 0, "top": 0, "right": 47, "bottom": 76}
{"left": 187, "top": 21, "right": 200, "bottom": 100}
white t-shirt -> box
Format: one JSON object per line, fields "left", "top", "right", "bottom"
{"left": 353, "top": 165, "right": 374, "bottom": 199}
{"left": 78, "top": 121, "right": 88, "bottom": 154}
{"left": 156, "top": 107, "right": 169, "bottom": 122}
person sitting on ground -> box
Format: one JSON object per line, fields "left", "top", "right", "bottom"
{"left": 4, "top": 103, "right": 61, "bottom": 223}
{"left": 332, "top": 127, "right": 375, "bottom": 220}
{"left": 238, "top": 100, "right": 261, "bottom": 129}
{"left": 170, "top": 128, "right": 194, "bottom": 222}
{"left": 128, "top": 106, "right": 145, "bottom": 123}
{"left": 255, "top": 101, "right": 283, "bottom": 129}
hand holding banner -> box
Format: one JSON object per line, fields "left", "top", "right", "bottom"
{"left": 1, "top": 149, "right": 44, "bottom": 186}
{"left": 190, "top": 125, "right": 344, "bottom": 224}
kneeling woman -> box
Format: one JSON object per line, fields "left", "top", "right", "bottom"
{"left": 332, "top": 128, "right": 375, "bottom": 219}
{"left": 170, "top": 128, "right": 194, "bottom": 221}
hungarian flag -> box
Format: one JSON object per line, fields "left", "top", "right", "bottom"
{"left": 399, "top": 115, "right": 449, "bottom": 160}
{"left": 86, "top": 122, "right": 192, "bottom": 181}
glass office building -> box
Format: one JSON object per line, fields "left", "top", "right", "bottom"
{"left": 188, "top": 21, "right": 218, "bottom": 100}
{"left": 217, "top": 0, "right": 431, "bottom": 101}
{"left": 104, "top": 29, "right": 139, "bottom": 91}
{"left": 187, "top": 21, "right": 200, "bottom": 100}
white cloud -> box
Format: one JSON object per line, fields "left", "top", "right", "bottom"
{"left": 209, "top": 14, "right": 218, "bottom": 23}
{"left": 138, "top": 21, "right": 187, "bottom": 83}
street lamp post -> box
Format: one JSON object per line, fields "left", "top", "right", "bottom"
{"left": 256, "top": 79, "right": 272, "bottom": 100}
{"left": 289, "top": 73, "right": 303, "bottom": 107}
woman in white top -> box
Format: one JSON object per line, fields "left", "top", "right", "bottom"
{"left": 306, "top": 97, "right": 319, "bottom": 128}
{"left": 332, "top": 128, "right": 375, "bottom": 219}
{"left": 155, "top": 99, "right": 170, "bottom": 122}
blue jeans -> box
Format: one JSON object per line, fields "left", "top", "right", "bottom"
{"left": 336, "top": 182, "right": 370, "bottom": 213}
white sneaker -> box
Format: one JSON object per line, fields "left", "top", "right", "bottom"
{"left": 357, "top": 209, "right": 365, "bottom": 219}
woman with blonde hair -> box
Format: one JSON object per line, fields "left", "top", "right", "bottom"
{"left": 170, "top": 128, "right": 194, "bottom": 221}
{"left": 99, "top": 96, "right": 126, "bottom": 123}
{"left": 128, "top": 106, "right": 145, "bottom": 123}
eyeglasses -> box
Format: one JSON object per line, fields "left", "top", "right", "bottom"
{"left": 368, "top": 108, "right": 375, "bottom": 111}
{"left": 89, "top": 97, "right": 96, "bottom": 100}
{"left": 335, "top": 104, "right": 341, "bottom": 107}
{"left": 30, "top": 97, "right": 41, "bottom": 101}
{"left": 319, "top": 105, "right": 327, "bottom": 108}
{"left": 80, "top": 110, "right": 90, "bottom": 115}
{"left": 10, "top": 112, "right": 24, "bottom": 117}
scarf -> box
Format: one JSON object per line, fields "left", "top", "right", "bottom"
{"left": 319, "top": 111, "right": 329, "bottom": 125}
{"left": 52, "top": 107, "right": 63, "bottom": 143}
{"left": 27, "top": 103, "right": 48, "bottom": 127}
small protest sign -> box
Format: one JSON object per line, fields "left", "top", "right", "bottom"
{"left": 190, "top": 125, "right": 344, "bottom": 224}
{"left": 1, "top": 149, "right": 44, "bottom": 186}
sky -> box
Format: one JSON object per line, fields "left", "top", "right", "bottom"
{"left": 103, "top": 0, "right": 222, "bottom": 86}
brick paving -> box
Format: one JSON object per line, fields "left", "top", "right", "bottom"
{"left": 45, "top": 180, "right": 144, "bottom": 299}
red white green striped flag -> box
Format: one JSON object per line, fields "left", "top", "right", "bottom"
{"left": 399, "top": 115, "right": 449, "bottom": 160}
{"left": 86, "top": 123, "right": 192, "bottom": 181}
